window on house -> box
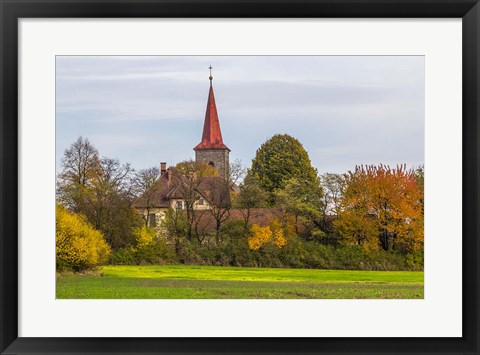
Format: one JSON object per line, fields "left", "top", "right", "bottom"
{"left": 198, "top": 198, "right": 204, "bottom": 205}
{"left": 176, "top": 200, "right": 183, "bottom": 210}
{"left": 148, "top": 213, "right": 156, "bottom": 227}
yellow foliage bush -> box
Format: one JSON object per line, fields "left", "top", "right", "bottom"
{"left": 56, "top": 204, "right": 111, "bottom": 270}
{"left": 109, "top": 225, "right": 174, "bottom": 265}
{"left": 248, "top": 220, "right": 288, "bottom": 251}
{"left": 133, "top": 225, "right": 156, "bottom": 247}
{"left": 248, "top": 224, "right": 272, "bottom": 251}
{"left": 270, "top": 219, "right": 288, "bottom": 248}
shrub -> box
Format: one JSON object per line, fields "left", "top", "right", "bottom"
{"left": 132, "top": 226, "right": 175, "bottom": 264}
{"left": 117, "top": 216, "right": 422, "bottom": 271}
{"left": 176, "top": 239, "right": 217, "bottom": 265}
{"left": 405, "top": 248, "right": 424, "bottom": 269}
{"left": 248, "top": 220, "right": 288, "bottom": 251}
{"left": 56, "top": 204, "right": 111, "bottom": 271}
{"left": 109, "top": 247, "right": 137, "bottom": 265}
{"left": 110, "top": 226, "right": 175, "bottom": 265}
{"left": 248, "top": 224, "right": 273, "bottom": 251}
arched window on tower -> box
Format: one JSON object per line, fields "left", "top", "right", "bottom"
{"left": 208, "top": 161, "right": 215, "bottom": 167}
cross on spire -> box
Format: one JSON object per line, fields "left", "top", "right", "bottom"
{"left": 209, "top": 65, "right": 213, "bottom": 84}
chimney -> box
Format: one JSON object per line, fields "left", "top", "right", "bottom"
{"left": 167, "top": 168, "right": 173, "bottom": 183}
{"left": 160, "top": 162, "right": 167, "bottom": 175}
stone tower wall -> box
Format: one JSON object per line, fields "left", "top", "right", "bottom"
{"left": 195, "top": 149, "right": 230, "bottom": 180}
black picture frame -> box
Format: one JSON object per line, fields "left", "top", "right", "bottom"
{"left": 1, "top": 1, "right": 479, "bottom": 354}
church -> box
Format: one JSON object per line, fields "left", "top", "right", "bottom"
{"left": 132, "top": 69, "right": 233, "bottom": 230}
{"left": 194, "top": 68, "right": 231, "bottom": 180}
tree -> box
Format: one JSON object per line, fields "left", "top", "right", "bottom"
{"left": 233, "top": 175, "right": 269, "bottom": 231}
{"left": 205, "top": 159, "right": 248, "bottom": 238}
{"left": 335, "top": 165, "right": 424, "bottom": 252}
{"left": 162, "top": 207, "right": 188, "bottom": 254}
{"left": 96, "top": 157, "right": 135, "bottom": 199}
{"left": 203, "top": 177, "right": 232, "bottom": 243}
{"left": 173, "top": 160, "right": 217, "bottom": 242}
{"left": 320, "top": 173, "right": 344, "bottom": 217}
{"left": 87, "top": 157, "right": 140, "bottom": 249}
{"left": 134, "top": 166, "right": 160, "bottom": 196}
{"left": 414, "top": 165, "right": 424, "bottom": 189}
{"left": 58, "top": 136, "right": 100, "bottom": 187}
{"left": 275, "top": 177, "right": 324, "bottom": 235}
{"left": 414, "top": 165, "right": 424, "bottom": 213}
{"left": 249, "top": 134, "right": 318, "bottom": 202}
{"left": 319, "top": 173, "right": 345, "bottom": 235}
{"left": 133, "top": 166, "right": 161, "bottom": 226}
{"left": 56, "top": 136, "right": 101, "bottom": 211}
{"left": 57, "top": 137, "right": 143, "bottom": 250}
{"left": 227, "top": 159, "right": 246, "bottom": 188}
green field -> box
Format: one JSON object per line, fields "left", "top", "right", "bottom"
{"left": 56, "top": 265, "right": 424, "bottom": 299}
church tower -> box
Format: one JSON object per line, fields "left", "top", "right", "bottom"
{"left": 194, "top": 67, "right": 230, "bottom": 180}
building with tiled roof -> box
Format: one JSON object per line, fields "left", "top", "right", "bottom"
{"left": 132, "top": 68, "right": 233, "bottom": 231}
{"left": 194, "top": 66, "right": 230, "bottom": 180}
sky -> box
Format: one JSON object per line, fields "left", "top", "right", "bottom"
{"left": 56, "top": 56, "right": 424, "bottom": 175}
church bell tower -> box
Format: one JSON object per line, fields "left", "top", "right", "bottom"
{"left": 193, "top": 67, "right": 230, "bottom": 180}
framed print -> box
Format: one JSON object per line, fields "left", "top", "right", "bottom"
{"left": 1, "top": 0, "right": 479, "bottom": 354}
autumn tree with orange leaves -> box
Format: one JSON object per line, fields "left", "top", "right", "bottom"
{"left": 335, "top": 165, "right": 423, "bottom": 253}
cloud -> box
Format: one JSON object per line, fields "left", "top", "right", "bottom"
{"left": 56, "top": 56, "right": 424, "bottom": 174}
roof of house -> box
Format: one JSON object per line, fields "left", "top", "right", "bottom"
{"left": 193, "top": 79, "right": 230, "bottom": 151}
{"left": 132, "top": 170, "right": 231, "bottom": 209}
{"left": 132, "top": 171, "right": 175, "bottom": 209}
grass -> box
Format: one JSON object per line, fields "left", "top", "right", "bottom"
{"left": 56, "top": 265, "right": 424, "bottom": 299}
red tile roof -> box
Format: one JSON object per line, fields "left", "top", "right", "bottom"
{"left": 132, "top": 169, "right": 231, "bottom": 209}
{"left": 194, "top": 82, "right": 230, "bottom": 151}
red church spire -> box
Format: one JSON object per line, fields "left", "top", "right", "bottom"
{"left": 194, "top": 67, "right": 230, "bottom": 151}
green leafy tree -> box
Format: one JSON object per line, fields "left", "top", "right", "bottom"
{"left": 249, "top": 134, "right": 318, "bottom": 202}
{"left": 275, "top": 177, "right": 324, "bottom": 236}
{"left": 233, "top": 175, "right": 269, "bottom": 231}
